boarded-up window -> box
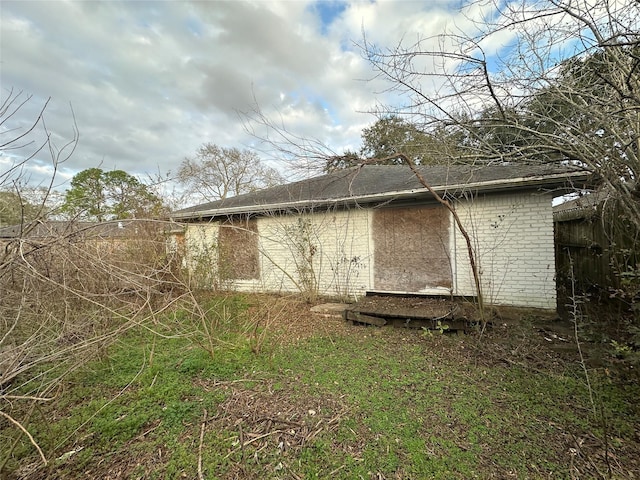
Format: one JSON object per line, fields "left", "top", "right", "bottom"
{"left": 218, "top": 218, "right": 259, "bottom": 280}
{"left": 373, "top": 205, "right": 451, "bottom": 292}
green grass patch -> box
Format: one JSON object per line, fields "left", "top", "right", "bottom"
{"left": 3, "top": 300, "right": 639, "bottom": 479}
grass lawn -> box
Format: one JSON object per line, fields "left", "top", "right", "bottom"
{"left": 3, "top": 295, "right": 640, "bottom": 479}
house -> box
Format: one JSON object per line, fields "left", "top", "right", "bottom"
{"left": 0, "top": 219, "right": 174, "bottom": 294}
{"left": 172, "top": 164, "right": 590, "bottom": 310}
{"left": 0, "top": 219, "right": 160, "bottom": 250}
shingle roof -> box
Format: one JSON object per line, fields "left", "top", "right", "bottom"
{"left": 553, "top": 188, "right": 618, "bottom": 222}
{"left": 0, "top": 219, "right": 154, "bottom": 239}
{"left": 173, "top": 164, "right": 591, "bottom": 220}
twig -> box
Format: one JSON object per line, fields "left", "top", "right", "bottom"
{"left": 134, "top": 422, "right": 161, "bottom": 441}
{"left": 243, "top": 429, "right": 283, "bottom": 447}
{"left": 329, "top": 464, "right": 346, "bottom": 476}
{"left": 223, "top": 430, "right": 283, "bottom": 459}
{"left": 210, "top": 378, "right": 263, "bottom": 388}
{"left": 306, "top": 427, "right": 324, "bottom": 443}
{"left": 569, "top": 431, "right": 605, "bottom": 479}
{"left": 0, "top": 410, "right": 47, "bottom": 466}
{"left": 149, "top": 372, "right": 159, "bottom": 389}
{"left": 1, "top": 394, "right": 55, "bottom": 402}
{"left": 198, "top": 409, "right": 207, "bottom": 480}
{"left": 239, "top": 423, "right": 245, "bottom": 460}
{"left": 569, "top": 258, "right": 596, "bottom": 416}
{"left": 257, "top": 416, "right": 303, "bottom": 428}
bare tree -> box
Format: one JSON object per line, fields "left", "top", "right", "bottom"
{"left": 236, "top": 0, "right": 640, "bottom": 323}
{"left": 360, "top": 0, "right": 639, "bottom": 226}
{"left": 177, "top": 143, "right": 285, "bottom": 204}
{"left": 0, "top": 91, "right": 178, "bottom": 471}
{"left": 241, "top": 104, "right": 491, "bottom": 321}
{"left": 1, "top": 91, "right": 274, "bottom": 473}
{"left": 1, "top": 90, "right": 74, "bottom": 228}
{"left": 1, "top": 89, "right": 81, "bottom": 468}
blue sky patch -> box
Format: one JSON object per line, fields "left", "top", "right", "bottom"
{"left": 311, "top": 0, "right": 349, "bottom": 34}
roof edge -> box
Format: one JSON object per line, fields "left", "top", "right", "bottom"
{"left": 172, "top": 170, "right": 590, "bottom": 220}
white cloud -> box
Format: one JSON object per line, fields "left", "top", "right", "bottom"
{"left": 0, "top": 0, "right": 489, "bottom": 189}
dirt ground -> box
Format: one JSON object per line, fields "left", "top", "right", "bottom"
{"left": 269, "top": 293, "right": 626, "bottom": 373}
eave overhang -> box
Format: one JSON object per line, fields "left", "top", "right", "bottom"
{"left": 171, "top": 170, "right": 590, "bottom": 221}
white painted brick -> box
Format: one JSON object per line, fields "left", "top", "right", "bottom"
{"left": 183, "top": 190, "right": 558, "bottom": 310}
{"left": 256, "top": 209, "right": 372, "bottom": 299}
{"left": 453, "top": 191, "right": 556, "bottom": 309}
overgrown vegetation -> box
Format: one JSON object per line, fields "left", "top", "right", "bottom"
{"left": 2, "top": 297, "right": 639, "bottom": 479}
{"left": 2, "top": 2, "right": 640, "bottom": 475}
{"left": 281, "top": 218, "right": 319, "bottom": 303}
{"left": 0, "top": 218, "right": 178, "bottom": 465}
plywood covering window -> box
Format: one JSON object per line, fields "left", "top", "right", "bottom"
{"left": 373, "top": 205, "right": 451, "bottom": 292}
{"left": 218, "top": 218, "right": 259, "bottom": 280}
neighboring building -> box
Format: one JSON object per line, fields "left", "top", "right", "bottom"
{"left": 0, "top": 219, "right": 173, "bottom": 294}
{"left": 0, "top": 219, "right": 155, "bottom": 248}
{"left": 172, "top": 164, "right": 590, "bottom": 310}
{"left": 0, "top": 219, "right": 169, "bottom": 270}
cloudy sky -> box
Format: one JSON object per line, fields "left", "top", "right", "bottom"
{"left": 1, "top": 0, "right": 503, "bottom": 191}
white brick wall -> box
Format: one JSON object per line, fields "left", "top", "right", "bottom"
{"left": 453, "top": 191, "right": 557, "bottom": 309}
{"left": 183, "top": 222, "right": 220, "bottom": 288}
{"left": 256, "top": 208, "right": 372, "bottom": 299}
{"left": 182, "top": 190, "right": 557, "bottom": 309}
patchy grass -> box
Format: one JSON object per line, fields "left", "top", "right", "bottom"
{"left": 3, "top": 295, "right": 640, "bottom": 479}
